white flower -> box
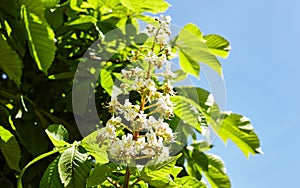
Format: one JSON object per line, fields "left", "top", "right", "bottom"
{"left": 109, "top": 139, "right": 122, "bottom": 158}
{"left": 132, "top": 67, "right": 144, "bottom": 77}
{"left": 135, "top": 137, "right": 146, "bottom": 153}
{"left": 156, "top": 122, "right": 174, "bottom": 142}
{"left": 124, "top": 99, "right": 132, "bottom": 109}
{"left": 99, "top": 123, "right": 116, "bottom": 139}
{"left": 145, "top": 51, "right": 158, "bottom": 64}
{"left": 109, "top": 97, "right": 121, "bottom": 114}
{"left": 164, "top": 61, "right": 176, "bottom": 78}
{"left": 132, "top": 77, "right": 145, "bottom": 91}
{"left": 124, "top": 108, "right": 138, "bottom": 121}
{"left": 161, "top": 15, "right": 171, "bottom": 23}
{"left": 145, "top": 79, "right": 157, "bottom": 95}
{"left": 157, "top": 94, "right": 173, "bottom": 116}
{"left": 146, "top": 131, "right": 157, "bottom": 146}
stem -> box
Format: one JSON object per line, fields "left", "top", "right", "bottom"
{"left": 124, "top": 165, "right": 131, "bottom": 188}
{"left": 146, "top": 108, "right": 159, "bottom": 116}
{"left": 143, "top": 103, "right": 159, "bottom": 110}
{"left": 146, "top": 62, "right": 152, "bottom": 79}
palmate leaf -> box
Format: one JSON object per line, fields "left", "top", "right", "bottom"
{"left": 213, "top": 112, "right": 263, "bottom": 158}
{"left": 86, "top": 163, "right": 118, "bottom": 187}
{"left": 120, "top": 0, "right": 170, "bottom": 14}
{"left": 171, "top": 95, "right": 203, "bottom": 133}
{"left": 178, "top": 87, "right": 262, "bottom": 157}
{"left": 203, "top": 154, "right": 231, "bottom": 188}
{"left": 203, "top": 34, "right": 231, "bottom": 58}
{"left": 178, "top": 50, "right": 200, "bottom": 78}
{"left": 186, "top": 147, "right": 230, "bottom": 188}
{"left": 81, "top": 130, "right": 109, "bottom": 164}
{"left": 174, "top": 176, "right": 207, "bottom": 188}
{"left": 173, "top": 23, "right": 223, "bottom": 77}
{"left": 0, "top": 36, "right": 23, "bottom": 87}
{"left": 58, "top": 144, "right": 92, "bottom": 187}
{"left": 40, "top": 156, "right": 64, "bottom": 188}
{"left": 65, "top": 15, "right": 98, "bottom": 26}
{"left": 21, "top": 5, "right": 56, "bottom": 74}
{"left": 100, "top": 69, "right": 114, "bottom": 95}
{"left": 0, "top": 125, "right": 21, "bottom": 171}
{"left": 141, "top": 154, "right": 182, "bottom": 187}
{"left": 175, "top": 86, "right": 214, "bottom": 111}
{"left": 45, "top": 124, "right": 69, "bottom": 148}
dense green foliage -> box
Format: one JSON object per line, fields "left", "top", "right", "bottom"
{"left": 0, "top": 0, "right": 262, "bottom": 187}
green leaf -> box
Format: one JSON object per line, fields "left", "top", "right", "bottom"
{"left": 170, "top": 166, "right": 183, "bottom": 178}
{"left": 120, "top": 0, "right": 170, "bottom": 14}
{"left": 203, "top": 34, "right": 231, "bottom": 58}
{"left": 70, "top": 0, "right": 87, "bottom": 12}
{"left": 178, "top": 50, "right": 200, "bottom": 78}
{"left": 171, "top": 96, "right": 203, "bottom": 133}
{"left": 203, "top": 154, "right": 231, "bottom": 188}
{"left": 58, "top": 143, "right": 92, "bottom": 187}
{"left": 87, "top": 0, "right": 105, "bottom": 9}
{"left": 40, "top": 156, "right": 64, "bottom": 188}
{"left": 48, "top": 72, "right": 75, "bottom": 80}
{"left": 174, "top": 176, "right": 207, "bottom": 188}
{"left": 81, "top": 130, "right": 109, "bottom": 164}
{"left": 65, "top": 15, "right": 98, "bottom": 26}
{"left": 212, "top": 113, "right": 263, "bottom": 158}
{"left": 72, "top": 79, "right": 92, "bottom": 115}
{"left": 0, "top": 125, "right": 21, "bottom": 171}
{"left": 141, "top": 154, "right": 182, "bottom": 187}
{"left": 45, "top": 124, "right": 69, "bottom": 148}
{"left": 13, "top": 119, "right": 49, "bottom": 155}
{"left": 173, "top": 23, "right": 223, "bottom": 77}
{"left": 18, "top": 147, "right": 67, "bottom": 188}
{"left": 40, "top": 0, "right": 60, "bottom": 8}
{"left": 100, "top": 69, "right": 114, "bottom": 95}
{"left": 186, "top": 149, "right": 208, "bottom": 180}
{"left": 86, "top": 163, "right": 118, "bottom": 187}
{"left": 20, "top": 0, "right": 46, "bottom": 18}
{"left": 22, "top": 5, "right": 56, "bottom": 74}
{"left": 0, "top": 36, "right": 23, "bottom": 87}
{"left": 176, "top": 87, "right": 214, "bottom": 111}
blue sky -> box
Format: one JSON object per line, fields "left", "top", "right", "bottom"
{"left": 167, "top": 0, "right": 300, "bottom": 187}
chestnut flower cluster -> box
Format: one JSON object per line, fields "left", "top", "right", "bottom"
{"left": 97, "top": 15, "right": 177, "bottom": 163}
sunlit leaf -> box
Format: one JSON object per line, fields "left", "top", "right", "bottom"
{"left": 204, "top": 34, "right": 231, "bottom": 58}
{"left": 22, "top": 5, "right": 56, "bottom": 74}
{"left": 100, "top": 69, "right": 114, "bottom": 95}
{"left": 45, "top": 124, "right": 69, "bottom": 148}
{"left": 173, "top": 23, "right": 223, "bottom": 77}
{"left": 120, "top": 0, "right": 170, "bottom": 14}
{"left": 178, "top": 50, "right": 200, "bottom": 78}
{"left": 171, "top": 96, "right": 203, "bottom": 133}
{"left": 81, "top": 130, "right": 109, "bottom": 164}
{"left": 203, "top": 154, "right": 231, "bottom": 188}
{"left": 0, "top": 36, "right": 23, "bottom": 87}
{"left": 174, "top": 176, "right": 207, "bottom": 188}
{"left": 212, "top": 112, "right": 263, "bottom": 158}
{"left": 65, "top": 15, "right": 98, "bottom": 26}
{"left": 0, "top": 126, "right": 21, "bottom": 171}
{"left": 70, "top": 0, "right": 87, "bottom": 12}
{"left": 141, "top": 154, "right": 182, "bottom": 187}
{"left": 58, "top": 144, "right": 92, "bottom": 187}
